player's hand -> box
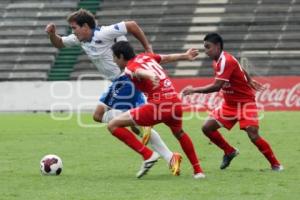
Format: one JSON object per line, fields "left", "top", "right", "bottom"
{"left": 249, "top": 79, "right": 265, "bottom": 91}
{"left": 185, "top": 48, "right": 199, "bottom": 61}
{"left": 145, "top": 45, "right": 153, "bottom": 53}
{"left": 150, "top": 75, "right": 160, "bottom": 89}
{"left": 182, "top": 85, "right": 195, "bottom": 96}
{"left": 45, "top": 23, "right": 56, "bottom": 35}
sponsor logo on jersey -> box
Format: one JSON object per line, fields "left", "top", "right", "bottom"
{"left": 114, "top": 24, "right": 120, "bottom": 30}
{"left": 164, "top": 79, "right": 172, "bottom": 88}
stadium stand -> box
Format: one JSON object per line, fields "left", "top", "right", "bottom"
{"left": 72, "top": 0, "right": 300, "bottom": 78}
{"left": 0, "top": 0, "right": 299, "bottom": 80}
{"left": 0, "top": 0, "right": 79, "bottom": 81}
{"left": 48, "top": 0, "right": 100, "bottom": 81}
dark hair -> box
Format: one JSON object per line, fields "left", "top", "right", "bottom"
{"left": 204, "top": 33, "right": 223, "bottom": 50}
{"left": 67, "top": 8, "right": 96, "bottom": 29}
{"left": 111, "top": 41, "right": 136, "bottom": 60}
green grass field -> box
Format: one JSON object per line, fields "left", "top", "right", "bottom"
{"left": 0, "top": 112, "right": 299, "bottom": 200}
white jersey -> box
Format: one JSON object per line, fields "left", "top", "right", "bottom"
{"left": 62, "top": 22, "right": 128, "bottom": 80}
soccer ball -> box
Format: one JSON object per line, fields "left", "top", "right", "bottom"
{"left": 40, "top": 154, "right": 63, "bottom": 175}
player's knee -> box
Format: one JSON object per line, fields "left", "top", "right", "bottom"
{"left": 93, "top": 105, "right": 107, "bottom": 123}
{"left": 173, "top": 129, "right": 184, "bottom": 139}
{"left": 201, "top": 124, "right": 212, "bottom": 135}
{"left": 130, "top": 126, "right": 141, "bottom": 136}
{"left": 93, "top": 112, "right": 102, "bottom": 122}
{"left": 107, "top": 120, "right": 117, "bottom": 133}
{"left": 245, "top": 126, "right": 259, "bottom": 141}
{"left": 248, "top": 134, "right": 260, "bottom": 142}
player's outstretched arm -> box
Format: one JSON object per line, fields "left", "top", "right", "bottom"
{"left": 248, "top": 79, "right": 265, "bottom": 91}
{"left": 135, "top": 68, "right": 159, "bottom": 88}
{"left": 182, "top": 79, "right": 225, "bottom": 96}
{"left": 160, "top": 48, "right": 199, "bottom": 64}
{"left": 125, "top": 21, "right": 153, "bottom": 53}
{"left": 45, "top": 23, "right": 65, "bottom": 49}
{"left": 242, "top": 67, "right": 265, "bottom": 91}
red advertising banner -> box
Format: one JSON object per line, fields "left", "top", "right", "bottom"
{"left": 171, "top": 76, "right": 300, "bottom": 111}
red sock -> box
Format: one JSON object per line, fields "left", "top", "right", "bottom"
{"left": 207, "top": 130, "right": 235, "bottom": 155}
{"left": 178, "top": 133, "right": 203, "bottom": 174}
{"left": 112, "top": 127, "right": 153, "bottom": 160}
{"left": 253, "top": 136, "right": 280, "bottom": 167}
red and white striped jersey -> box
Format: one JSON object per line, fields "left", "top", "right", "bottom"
{"left": 125, "top": 53, "right": 177, "bottom": 103}
{"left": 213, "top": 51, "right": 255, "bottom": 103}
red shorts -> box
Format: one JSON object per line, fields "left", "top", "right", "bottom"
{"left": 130, "top": 99, "right": 183, "bottom": 133}
{"left": 211, "top": 101, "right": 259, "bottom": 130}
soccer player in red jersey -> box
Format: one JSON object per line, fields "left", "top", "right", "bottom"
{"left": 107, "top": 41, "right": 205, "bottom": 179}
{"left": 183, "top": 33, "right": 283, "bottom": 171}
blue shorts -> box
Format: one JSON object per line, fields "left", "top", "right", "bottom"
{"left": 99, "top": 75, "right": 146, "bottom": 111}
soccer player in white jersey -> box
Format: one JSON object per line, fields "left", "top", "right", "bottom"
{"left": 45, "top": 9, "right": 182, "bottom": 175}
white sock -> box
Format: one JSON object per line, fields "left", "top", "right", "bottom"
{"left": 149, "top": 129, "right": 173, "bottom": 164}
{"left": 101, "top": 109, "right": 123, "bottom": 123}
{"left": 102, "top": 110, "right": 173, "bottom": 164}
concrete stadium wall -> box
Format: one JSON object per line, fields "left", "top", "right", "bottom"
{"left": 173, "top": 76, "right": 300, "bottom": 111}
{"left": 0, "top": 80, "right": 110, "bottom": 112}
{"left": 1, "top": 76, "right": 299, "bottom": 112}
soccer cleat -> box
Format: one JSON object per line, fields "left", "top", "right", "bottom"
{"left": 136, "top": 152, "right": 160, "bottom": 178}
{"left": 141, "top": 126, "right": 152, "bottom": 145}
{"left": 193, "top": 173, "right": 206, "bottom": 179}
{"left": 220, "top": 149, "right": 239, "bottom": 170}
{"left": 169, "top": 152, "right": 182, "bottom": 176}
{"left": 271, "top": 165, "right": 284, "bottom": 172}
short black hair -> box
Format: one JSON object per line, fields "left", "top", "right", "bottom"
{"left": 67, "top": 8, "right": 96, "bottom": 29}
{"left": 111, "top": 41, "right": 136, "bottom": 60}
{"left": 204, "top": 33, "right": 223, "bottom": 50}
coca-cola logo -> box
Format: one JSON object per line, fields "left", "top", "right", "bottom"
{"left": 256, "top": 83, "right": 300, "bottom": 108}
{"left": 181, "top": 83, "right": 300, "bottom": 110}
{"left": 182, "top": 92, "right": 223, "bottom": 110}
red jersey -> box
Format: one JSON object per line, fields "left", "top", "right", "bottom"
{"left": 125, "top": 53, "right": 177, "bottom": 103}
{"left": 213, "top": 51, "right": 255, "bottom": 103}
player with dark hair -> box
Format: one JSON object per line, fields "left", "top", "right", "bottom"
{"left": 183, "top": 33, "right": 283, "bottom": 171}
{"left": 45, "top": 9, "right": 182, "bottom": 175}
{"left": 109, "top": 41, "right": 205, "bottom": 179}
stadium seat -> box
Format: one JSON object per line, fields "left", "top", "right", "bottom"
{"left": 68, "top": 0, "right": 300, "bottom": 78}
{"left": 1, "top": 0, "right": 299, "bottom": 80}
{"left": 0, "top": 0, "right": 79, "bottom": 81}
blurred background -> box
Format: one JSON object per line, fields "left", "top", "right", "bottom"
{"left": 0, "top": 0, "right": 299, "bottom": 112}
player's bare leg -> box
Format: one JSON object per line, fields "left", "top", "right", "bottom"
{"left": 134, "top": 126, "right": 180, "bottom": 175}
{"left": 202, "top": 118, "right": 238, "bottom": 169}
{"left": 245, "top": 126, "right": 283, "bottom": 171}
{"left": 93, "top": 103, "right": 109, "bottom": 123}
{"left": 107, "top": 111, "right": 159, "bottom": 178}
{"left": 172, "top": 129, "right": 205, "bottom": 179}
{"left": 101, "top": 108, "right": 178, "bottom": 174}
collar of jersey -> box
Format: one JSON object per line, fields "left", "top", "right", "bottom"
{"left": 216, "top": 51, "right": 225, "bottom": 64}
{"left": 127, "top": 58, "right": 135, "bottom": 66}
{"left": 84, "top": 26, "right": 101, "bottom": 43}
{"left": 111, "top": 71, "right": 126, "bottom": 81}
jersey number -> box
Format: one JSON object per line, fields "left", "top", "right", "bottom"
{"left": 141, "top": 60, "right": 166, "bottom": 79}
